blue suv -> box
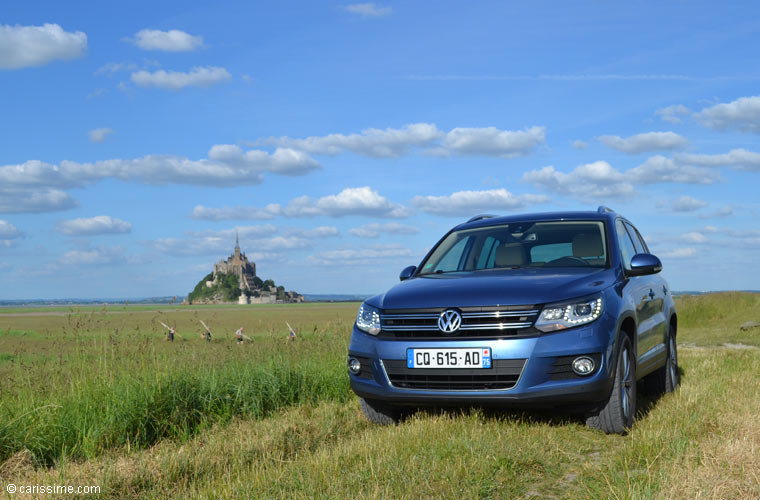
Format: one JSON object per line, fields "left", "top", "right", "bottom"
{"left": 347, "top": 207, "right": 679, "bottom": 434}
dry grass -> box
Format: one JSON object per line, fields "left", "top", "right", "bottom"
{"left": 2, "top": 295, "right": 760, "bottom": 499}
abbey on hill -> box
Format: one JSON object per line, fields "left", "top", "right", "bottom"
{"left": 187, "top": 234, "right": 304, "bottom": 305}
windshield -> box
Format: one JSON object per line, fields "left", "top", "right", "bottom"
{"left": 418, "top": 221, "right": 608, "bottom": 274}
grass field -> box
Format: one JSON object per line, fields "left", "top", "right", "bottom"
{"left": 1, "top": 293, "right": 759, "bottom": 499}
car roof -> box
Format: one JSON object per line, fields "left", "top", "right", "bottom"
{"left": 454, "top": 210, "right": 617, "bottom": 231}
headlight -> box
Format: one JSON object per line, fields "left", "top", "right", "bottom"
{"left": 535, "top": 295, "right": 603, "bottom": 333}
{"left": 356, "top": 303, "right": 381, "bottom": 335}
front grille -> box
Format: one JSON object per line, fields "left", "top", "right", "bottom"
{"left": 380, "top": 306, "right": 540, "bottom": 339}
{"left": 383, "top": 358, "right": 526, "bottom": 390}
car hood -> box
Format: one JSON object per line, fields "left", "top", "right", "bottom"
{"left": 370, "top": 268, "right": 616, "bottom": 309}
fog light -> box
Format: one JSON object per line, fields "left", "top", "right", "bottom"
{"left": 572, "top": 356, "right": 595, "bottom": 376}
{"left": 347, "top": 357, "right": 361, "bottom": 375}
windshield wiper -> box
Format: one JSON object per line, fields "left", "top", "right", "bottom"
{"left": 417, "top": 269, "right": 463, "bottom": 276}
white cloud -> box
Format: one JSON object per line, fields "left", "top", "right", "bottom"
{"left": 207, "top": 144, "right": 319, "bottom": 176}
{"left": 349, "top": 222, "right": 419, "bottom": 238}
{"left": 55, "top": 216, "right": 132, "bottom": 236}
{"left": 571, "top": 140, "right": 588, "bottom": 149}
{"left": 342, "top": 3, "right": 392, "bottom": 16}
{"left": 695, "top": 96, "right": 760, "bottom": 133}
{"left": 190, "top": 204, "right": 279, "bottom": 221}
{"left": 658, "top": 247, "right": 697, "bottom": 259}
{"left": 698, "top": 206, "right": 733, "bottom": 219}
{"left": 286, "top": 226, "right": 341, "bottom": 238}
{"left": 94, "top": 62, "right": 137, "bottom": 75}
{"left": 671, "top": 195, "right": 708, "bottom": 212}
{"left": 59, "top": 246, "right": 125, "bottom": 265}
{"left": 655, "top": 105, "right": 690, "bottom": 124}
{"left": 432, "top": 126, "right": 546, "bottom": 157}
{"left": 0, "top": 23, "right": 87, "bottom": 69}
{"left": 522, "top": 162, "right": 635, "bottom": 200}
{"left": 131, "top": 66, "right": 231, "bottom": 90}
{"left": 278, "top": 187, "right": 411, "bottom": 218}
{"left": 308, "top": 244, "right": 413, "bottom": 266}
{"left": 148, "top": 233, "right": 312, "bottom": 256}
{"left": 0, "top": 186, "right": 78, "bottom": 214}
{"left": 185, "top": 225, "right": 278, "bottom": 240}
{"left": 0, "top": 220, "right": 23, "bottom": 242}
{"left": 253, "top": 123, "right": 546, "bottom": 159}
{"left": 676, "top": 149, "right": 760, "bottom": 172}
{"left": 1, "top": 147, "right": 318, "bottom": 189}
{"left": 129, "top": 29, "right": 203, "bottom": 52}
{"left": 254, "top": 123, "right": 442, "bottom": 158}
{"left": 627, "top": 156, "right": 719, "bottom": 185}
{"left": 0, "top": 146, "right": 320, "bottom": 214}
{"left": 412, "top": 188, "right": 548, "bottom": 216}
{"left": 597, "top": 132, "right": 688, "bottom": 154}
{"left": 88, "top": 128, "right": 115, "bottom": 143}
{"left": 679, "top": 232, "right": 708, "bottom": 244}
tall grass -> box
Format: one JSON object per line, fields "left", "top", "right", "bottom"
{"left": 0, "top": 358, "right": 349, "bottom": 466}
{"left": 0, "top": 303, "right": 357, "bottom": 467}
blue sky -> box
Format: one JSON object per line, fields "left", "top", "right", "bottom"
{"left": 1, "top": 1, "right": 759, "bottom": 299}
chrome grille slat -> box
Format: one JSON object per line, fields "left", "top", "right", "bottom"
{"left": 460, "top": 322, "right": 533, "bottom": 330}
{"left": 382, "top": 325, "right": 442, "bottom": 331}
{"left": 461, "top": 310, "right": 538, "bottom": 318}
{"left": 379, "top": 306, "right": 539, "bottom": 338}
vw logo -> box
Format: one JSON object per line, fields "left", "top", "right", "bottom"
{"left": 438, "top": 309, "right": 462, "bottom": 334}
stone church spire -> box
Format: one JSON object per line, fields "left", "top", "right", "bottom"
{"left": 235, "top": 230, "right": 240, "bottom": 257}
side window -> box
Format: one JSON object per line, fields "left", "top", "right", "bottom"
{"left": 623, "top": 222, "right": 646, "bottom": 255}
{"left": 631, "top": 224, "right": 650, "bottom": 253}
{"left": 434, "top": 236, "right": 471, "bottom": 272}
{"left": 615, "top": 220, "right": 637, "bottom": 271}
{"left": 476, "top": 236, "right": 499, "bottom": 269}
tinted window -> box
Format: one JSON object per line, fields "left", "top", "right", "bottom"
{"left": 530, "top": 243, "right": 573, "bottom": 263}
{"left": 419, "top": 220, "right": 608, "bottom": 274}
{"left": 476, "top": 236, "right": 499, "bottom": 269}
{"left": 616, "top": 220, "right": 637, "bottom": 271}
{"left": 431, "top": 236, "right": 471, "bottom": 272}
{"left": 630, "top": 223, "right": 650, "bottom": 253}
{"left": 623, "top": 222, "right": 646, "bottom": 255}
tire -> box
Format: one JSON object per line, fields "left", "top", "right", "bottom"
{"left": 587, "top": 336, "right": 636, "bottom": 435}
{"left": 664, "top": 327, "right": 679, "bottom": 393}
{"left": 642, "top": 324, "right": 679, "bottom": 395}
{"left": 360, "top": 397, "right": 401, "bottom": 425}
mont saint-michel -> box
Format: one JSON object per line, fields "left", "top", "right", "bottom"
{"left": 187, "top": 234, "right": 303, "bottom": 305}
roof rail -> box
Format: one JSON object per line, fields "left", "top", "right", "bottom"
{"left": 597, "top": 206, "right": 615, "bottom": 214}
{"left": 467, "top": 214, "right": 497, "bottom": 223}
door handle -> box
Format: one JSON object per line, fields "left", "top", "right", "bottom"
{"left": 648, "top": 289, "right": 655, "bottom": 300}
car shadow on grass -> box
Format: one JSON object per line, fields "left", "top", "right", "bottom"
{"left": 403, "top": 365, "right": 688, "bottom": 429}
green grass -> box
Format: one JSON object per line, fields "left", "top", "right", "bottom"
{"left": 1, "top": 295, "right": 759, "bottom": 499}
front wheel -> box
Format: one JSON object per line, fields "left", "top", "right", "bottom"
{"left": 587, "top": 336, "right": 636, "bottom": 435}
{"left": 665, "top": 328, "right": 679, "bottom": 393}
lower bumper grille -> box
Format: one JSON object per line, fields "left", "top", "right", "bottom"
{"left": 382, "top": 358, "right": 526, "bottom": 391}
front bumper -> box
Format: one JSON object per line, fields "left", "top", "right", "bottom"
{"left": 348, "top": 319, "right": 616, "bottom": 410}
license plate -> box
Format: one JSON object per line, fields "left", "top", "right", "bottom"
{"left": 406, "top": 348, "right": 492, "bottom": 369}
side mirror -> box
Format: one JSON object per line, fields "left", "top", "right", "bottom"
{"left": 399, "top": 265, "right": 417, "bottom": 281}
{"left": 627, "top": 253, "right": 662, "bottom": 276}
